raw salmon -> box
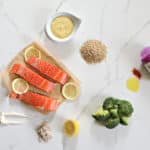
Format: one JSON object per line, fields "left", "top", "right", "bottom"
{"left": 10, "top": 64, "right": 54, "bottom": 93}
{"left": 27, "top": 56, "right": 69, "bottom": 84}
{"left": 10, "top": 91, "right": 59, "bottom": 111}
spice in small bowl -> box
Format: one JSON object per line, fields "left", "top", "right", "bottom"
{"left": 45, "top": 12, "right": 81, "bottom": 42}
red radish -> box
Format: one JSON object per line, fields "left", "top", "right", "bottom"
{"left": 132, "top": 68, "right": 142, "bottom": 79}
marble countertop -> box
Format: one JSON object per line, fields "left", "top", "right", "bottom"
{"left": 0, "top": 0, "right": 150, "bottom": 150}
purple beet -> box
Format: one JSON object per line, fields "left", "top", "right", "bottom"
{"left": 140, "top": 47, "right": 150, "bottom": 63}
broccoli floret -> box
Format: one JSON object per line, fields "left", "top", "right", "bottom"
{"left": 120, "top": 116, "right": 129, "bottom": 125}
{"left": 113, "top": 99, "right": 122, "bottom": 106}
{"left": 110, "top": 109, "right": 118, "bottom": 118}
{"left": 92, "top": 107, "right": 110, "bottom": 121}
{"left": 105, "top": 117, "right": 120, "bottom": 129}
{"left": 103, "top": 97, "right": 117, "bottom": 110}
{"left": 93, "top": 97, "right": 134, "bottom": 129}
{"left": 118, "top": 100, "right": 134, "bottom": 117}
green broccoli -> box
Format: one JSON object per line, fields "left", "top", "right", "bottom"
{"left": 92, "top": 97, "right": 134, "bottom": 129}
{"left": 113, "top": 99, "right": 122, "bottom": 106}
{"left": 118, "top": 100, "right": 134, "bottom": 117}
{"left": 120, "top": 116, "right": 129, "bottom": 125}
{"left": 92, "top": 107, "right": 110, "bottom": 121}
{"left": 110, "top": 108, "right": 118, "bottom": 118}
{"left": 105, "top": 117, "right": 120, "bottom": 129}
{"left": 103, "top": 97, "right": 117, "bottom": 110}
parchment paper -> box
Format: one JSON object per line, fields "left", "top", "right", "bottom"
{"left": 1, "top": 41, "right": 80, "bottom": 111}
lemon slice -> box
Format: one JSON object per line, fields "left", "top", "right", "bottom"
{"left": 12, "top": 78, "right": 29, "bottom": 94}
{"left": 62, "top": 82, "right": 80, "bottom": 100}
{"left": 24, "top": 46, "right": 41, "bottom": 61}
{"left": 63, "top": 119, "right": 80, "bottom": 136}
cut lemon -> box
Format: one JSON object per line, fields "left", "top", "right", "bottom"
{"left": 24, "top": 46, "right": 41, "bottom": 61}
{"left": 63, "top": 119, "right": 80, "bottom": 136}
{"left": 62, "top": 82, "right": 80, "bottom": 100}
{"left": 12, "top": 78, "right": 29, "bottom": 94}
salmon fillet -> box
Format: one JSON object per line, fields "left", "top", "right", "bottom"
{"left": 10, "top": 64, "right": 54, "bottom": 93}
{"left": 10, "top": 91, "right": 59, "bottom": 111}
{"left": 27, "top": 56, "right": 69, "bottom": 84}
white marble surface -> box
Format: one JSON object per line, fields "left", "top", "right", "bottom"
{"left": 0, "top": 0, "right": 150, "bottom": 150}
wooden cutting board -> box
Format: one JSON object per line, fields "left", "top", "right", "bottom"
{"left": 2, "top": 41, "right": 80, "bottom": 109}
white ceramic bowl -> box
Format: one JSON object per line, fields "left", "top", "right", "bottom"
{"left": 45, "top": 12, "right": 81, "bottom": 42}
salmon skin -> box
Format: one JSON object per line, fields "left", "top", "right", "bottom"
{"left": 27, "top": 56, "right": 69, "bottom": 85}
{"left": 10, "top": 91, "right": 59, "bottom": 111}
{"left": 10, "top": 64, "right": 54, "bottom": 93}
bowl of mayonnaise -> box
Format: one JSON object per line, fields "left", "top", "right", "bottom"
{"left": 45, "top": 12, "right": 81, "bottom": 42}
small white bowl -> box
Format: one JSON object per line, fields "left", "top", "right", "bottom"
{"left": 45, "top": 12, "right": 81, "bottom": 42}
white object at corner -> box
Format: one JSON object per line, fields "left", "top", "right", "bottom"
{"left": 45, "top": 12, "right": 81, "bottom": 42}
{"left": 0, "top": 112, "right": 28, "bottom": 125}
{"left": 144, "top": 62, "right": 150, "bottom": 73}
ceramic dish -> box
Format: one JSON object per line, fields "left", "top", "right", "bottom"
{"left": 45, "top": 12, "right": 81, "bottom": 42}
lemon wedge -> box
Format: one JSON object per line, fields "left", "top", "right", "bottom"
{"left": 63, "top": 119, "right": 80, "bottom": 136}
{"left": 62, "top": 82, "right": 80, "bottom": 100}
{"left": 24, "top": 46, "right": 41, "bottom": 61}
{"left": 12, "top": 78, "right": 29, "bottom": 94}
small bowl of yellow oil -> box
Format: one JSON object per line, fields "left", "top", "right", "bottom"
{"left": 45, "top": 12, "right": 81, "bottom": 42}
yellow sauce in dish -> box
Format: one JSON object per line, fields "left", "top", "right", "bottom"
{"left": 126, "top": 76, "right": 139, "bottom": 92}
{"left": 51, "top": 16, "right": 74, "bottom": 38}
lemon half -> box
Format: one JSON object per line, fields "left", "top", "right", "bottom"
{"left": 24, "top": 46, "right": 41, "bottom": 61}
{"left": 62, "top": 82, "right": 80, "bottom": 100}
{"left": 63, "top": 119, "right": 80, "bottom": 136}
{"left": 12, "top": 78, "right": 29, "bottom": 94}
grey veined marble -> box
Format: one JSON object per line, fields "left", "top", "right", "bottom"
{"left": 0, "top": 0, "right": 150, "bottom": 150}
